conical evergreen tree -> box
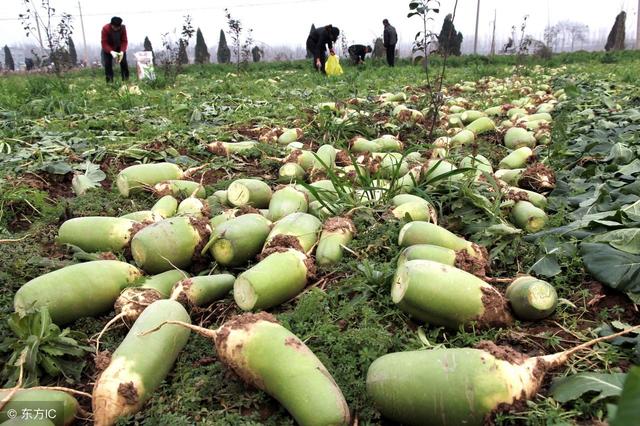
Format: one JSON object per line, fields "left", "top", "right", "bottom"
{"left": 143, "top": 36, "right": 155, "bottom": 64}
{"left": 68, "top": 37, "right": 78, "bottom": 66}
{"left": 4, "top": 45, "right": 15, "bottom": 71}
{"left": 306, "top": 24, "right": 316, "bottom": 58}
{"left": 194, "top": 28, "right": 210, "bottom": 64}
{"left": 217, "top": 30, "right": 230, "bottom": 63}
{"left": 437, "top": 14, "right": 463, "bottom": 56}
{"left": 177, "top": 39, "right": 189, "bottom": 65}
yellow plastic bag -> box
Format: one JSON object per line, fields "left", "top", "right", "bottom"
{"left": 325, "top": 54, "right": 344, "bottom": 76}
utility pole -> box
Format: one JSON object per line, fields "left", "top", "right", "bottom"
{"left": 78, "top": 1, "right": 88, "bottom": 65}
{"left": 31, "top": 6, "right": 45, "bottom": 53}
{"left": 473, "top": 0, "right": 481, "bottom": 54}
{"left": 490, "top": 9, "right": 496, "bottom": 56}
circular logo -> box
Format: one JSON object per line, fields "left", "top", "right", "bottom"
{"left": 6, "top": 408, "right": 17, "bottom": 419}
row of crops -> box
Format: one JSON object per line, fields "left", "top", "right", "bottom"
{"left": 2, "top": 65, "right": 639, "bottom": 426}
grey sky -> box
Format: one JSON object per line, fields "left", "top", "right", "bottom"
{"left": 0, "top": 0, "right": 638, "bottom": 54}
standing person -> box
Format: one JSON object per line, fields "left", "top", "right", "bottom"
{"left": 382, "top": 19, "right": 398, "bottom": 67}
{"left": 306, "top": 25, "right": 340, "bottom": 73}
{"left": 101, "top": 16, "right": 129, "bottom": 83}
{"left": 348, "top": 44, "right": 372, "bottom": 65}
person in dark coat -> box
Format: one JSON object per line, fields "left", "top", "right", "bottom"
{"left": 101, "top": 16, "right": 129, "bottom": 83}
{"left": 348, "top": 44, "right": 372, "bottom": 64}
{"left": 382, "top": 19, "right": 398, "bottom": 67}
{"left": 306, "top": 25, "right": 340, "bottom": 73}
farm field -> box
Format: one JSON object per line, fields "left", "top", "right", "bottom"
{"left": 1, "top": 51, "right": 640, "bottom": 425}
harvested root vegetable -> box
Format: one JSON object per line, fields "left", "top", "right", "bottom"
{"left": 268, "top": 186, "right": 309, "bottom": 221}
{"left": 116, "top": 162, "right": 183, "bottom": 197}
{"left": 286, "top": 149, "right": 316, "bottom": 171}
{"left": 499, "top": 146, "right": 533, "bottom": 169}
{"left": 131, "top": 217, "right": 209, "bottom": 273}
{"left": 466, "top": 116, "right": 496, "bottom": 135}
{"left": 170, "top": 274, "right": 235, "bottom": 307}
{"left": 505, "top": 187, "right": 547, "bottom": 209}
{"left": 504, "top": 127, "right": 536, "bottom": 149}
{"left": 495, "top": 168, "right": 525, "bottom": 185}
{"left": 93, "top": 300, "right": 191, "bottom": 426}
{"left": 150, "top": 195, "right": 179, "bottom": 218}
{"left": 278, "top": 162, "right": 306, "bottom": 183}
{"left": 205, "top": 214, "right": 271, "bottom": 266}
{"left": 519, "top": 163, "right": 556, "bottom": 192}
{"left": 153, "top": 180, "right": 205, "bottom": 199}
{"left": 391, "top": 194, "right": 428, "bottom": 207}
{"left": 366, "top": 325, "right": 640, "bottom": 426}
{"left": 397, "top": 244, "right": 456, "bottom": 268}
{"left": 211, "top": 190, "right": 228, "bottom": 206}
{"left": 121, "top": 210, "right": 163, "bottom": 223}
{"left": 423, "top": 160, "right": 459, "bottom": 182}
{"left": 312, "top": 145, "right": 338, "bottom": 171}
{"left": 391, "top": 201, "right": 434, "bottom": 222}
{"left": 398, "top": 221, "right": 484, "bottom": 261}
{"left": 209, "top": 209, "right": 239, "bottom": 229}
{"left": 459, "top": 154, "right": 493, "bottom": 176}
{"left": 277, "top": 128, "right": 303, "bottom": 145}
{"left": 506, "top": 276, "right": 557, "bottom": 320}
{"left": 227, "top": 179, "right": 272, "bottom": 208}
{"left": 57, "top": 217, "right": 138, "bottom": 253}
{"left": 511, "top": 200, "right": 548, "bottom": 233}
{"left": 234, "top": 249, "right": 310, "bottom": 310}
{"left": 392, "top": 259, "right": 512, "bottom": 329}
{"left": 350, "top": 137, "right": 380, "bottom": 153}
{"left": 264, "top": 212, "right": 321, "bottom": 253}
{"left": 460, "top": 110, "right": 486, "bottom": 123}
{"left": 142, "top": 313, "right": 350, "bottom": 426}
{"left": 206, "top": 141, "right": 259, "bottom": 156}
{"left": 450, "top": 129, "right": 475, "bottom": 146}
{"left": 176, "top": 197, "right": 207, "bottom": 217}
{"left": 14, "top": 260, "right": 142, "bottom": 325}
{"left": 316, "top": 217, "right": 356, "bottom": 266}
{"left": 0, "top": 388, "right": 79, "bottom": 425}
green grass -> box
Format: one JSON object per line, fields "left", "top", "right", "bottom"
{"left": 1, "top": 51, "right": 639, "bottom": 425}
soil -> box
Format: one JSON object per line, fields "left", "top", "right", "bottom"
{"left": 335, "top": 150, "right": 352, "bottom": 167}
{"left": 207, "top": 142, "right": 228, "bottom": 156}
{"left": 323, "top": 217, "right": 356, "bottom": 234}
{"left": 519, "top": 163, "right": 556, "bottom": 193}
{"left": 171, "top": 279, "right": 193, "bottom": 307}
{"left": 477, "top": 286, "right": 514, "bottom": 328}
{"left": 474, "top": 340, "right": 528, "bottom": 365}
{"left": 455, "top": 245, "right": 489, "bottom": 278}
{"left": 261, "top": 234, "right": 304, "bottom": 257}
{"left": 117, "top": 382, "right": 139, "bottom": 405}
{"left": 94, "top": 351, "right": 112, "bottom": 372}
{"left": 189, "top": 217, "right": 213, "bottom": 273}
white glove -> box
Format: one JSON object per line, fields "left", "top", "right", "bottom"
{"left": 110, "top": 51, "right": 118, "bottom": 59}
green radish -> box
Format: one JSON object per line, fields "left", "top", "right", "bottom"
{"left": 286, "top": 141, "right": 305, "bottom": 151}
{"left": 394, "top": 167, "right": 422, "bottom": 193}
{"left": 209, "top": 209, "right": 239, "bottom": 229}
{"left": 206, "top": 214, "right": 272, "bottom": 266}
{"left": 308, "top": 200, "right": 333, "bottom": 219}
{"left": 121, "top": 210, "right": 163, "bottom": 223}
{"left": 227, "top": 179, "right": 272, "bottom": 208}
{"left": 176, "top": 197, "right": 206, "bottom": 217}
{"left": 397, "top": 244, "right": 456, "bottom": 269}
{"left": 264, "top": 212, "right": 322, "bottom": 253}
{"left": 511, "top": 200, "right": 548, "bottom": 233}
{"left": 170, "top": 274, "right": 235, "bottom": 307}
{"left": 506, "top": 276, "right": 557, "bottom": 320}
{"left": 316, "top": 217, "right": 356, "bottom": 266}
{"left": 207, "top": 140, "right": 259, "bottom": 156}
{"left": 449, "top": 105, "right": 465, "bottom": 113}
{"left": 398, "top": 221, "right": 483, "bottom": 261}
{"left": 286, "top": 150, "right": 316, "bottom": 171}
{"left": 154, "top": 180, "right": 205, "bottom": 199}
{"left": 278, "top": 162, "right": 306, "bottom": 183}
{"left": 151, "top": 195, "right": 179, "bottom": 218}
{"left": 391, "top": 194, "right": 428, "bottom": 207}
{"left": 234, "top": 249, "right": 310, "bottom": 310}
{"left": 350, "top": 137, "right": 379, "bottom": 153}
{"left": 392, "top": 260, "right": 512, "bottom": 329}
{"left": 466, "top": 116, "right": 496, "bottom": 135}
{"left": 211, "top": 190, "right": 229, "bottom": 206}
{"left": 277, "top": 128, "right": 303, "bottom": 145}
{"left": 92, "top": 300, "right": 191, "bottom": 426}
{"left": 312, "top": 145, "right": 337, "bottom": 171}
{"left": 391, "top": 201, "right": 433, "bottom": 222}
{"left": 448, "top": 115, "right": 463, "bottom": 128}
{"left": 495, "top": 168, "right": 525, "bottom": 185}
{"left": 14, "top": 260, "right": 142, "bottom": 325}
{"left": 142, "top": 313, "right": 350, "bottom": 426}
{"left": 366, "top": 326, "right": 640, "bottom": 426}
{"left": 537, "top": 103, "right": 554, "bottom": 113}
{"left": 460, "top": 110, "right": 485, "bottom": 123}
{"left": 499, "top": 147, "right": 533, "bottom": 169}
{"left": 507, "top": 107, "right": 527, "bottom": 119}
{"left": 459, "top": 154, "right": 493, "bottom": 176}
{"left": 131, "top": 217, "right": 210, "bottom": 273}
{"left": 521, "top": 112, "right": 552, "bottom": 122}
{"left": 504, "top": 127, "right": 537, "bottom": 149}
{"left": 484, "top": 105, "right": 503, "bottom": 116}
{"left": 375, "top": 153, "right": 409, "bottom": 178}
{"left": 57, "top": 217, "right": 138, "bottom": 253}
{"left": 268, "top": 186, "right": 309, "bottom": 221}
{"left": 525, "top": 119, "right": 548, "bottom": 131}
{"left": 116, "top": 163, "right": 183, "bottom": 197}
{"left": 505, "top": 187, "right": 547, "bottom": 209}
{"left": 423, "top": 160, "right": 459, "bottom": 182}
{"left": 0, "top": 388, "right": 78, "bottom": 425}
{"left": 373, "top": 135, "right": 403, "bottom": 152}
{"left": 450, "top": 129, "right": 475, "bottom": 146}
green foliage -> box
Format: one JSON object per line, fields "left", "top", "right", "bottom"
{"left": 217, "top": 30, "right": 231, "bottom": 64}
{"left": 437, "top": 13, "right": 463, "bottom": 56}
{"left": 610, "top": 367, "right": 640, "bottom": 426}
{"left": 194, "top": 28, "right": 210, "bottom": 65}
{"left": 4, "top": 45, "right": 15, "bottom": 71}
{"left": 0, "top": 307, "right": 90, "bottom": 386}
{"left": 551, "top": 372, "right": 627, "bottom": 403}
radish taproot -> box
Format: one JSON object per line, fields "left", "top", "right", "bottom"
{"left": 131, "top": 217, "right": 210, "bottom": 273}
{"left": 0, "top": 388, "right": 79, "bottom": 425}
{"left": 234, "top": 249, "right": 311, "bottom": 311}
{"left": 227, "top": 179, "right": 272, "bottom": 208}
{"left": 170, "top": 274, "right": 235, "bottom": 307}
{"left": 499, "top": 147, "right": 534, "bottom": 169}
{"left": 92, "top": 300, "right": 191, "bottom": 426}
{"left": 316, "top": 217, "right": 356, "bottom": 266}
{"left": 204, "top": 213, "right": 271, "bottom": 266}
{"left": 511, "top": 200, "right": 548, "bottom": 233}
{"left": 466, "top": 116, "right": 496, "bottom": 135}
{"left": 268, "top": 186, "right": 309, "bottom": 221}
{"left": 120, "top": 210, "right": 163, "bottom": 223}
{"left": 116, "top": 163, "right": 183, "bottom": 197}
{"left": 366, "top": 325, "right": 640, "bottom": 426}
{"left": 506, "top": 276, "right": 558, "bottom": 320}
{"left": 153, "top": 180, "right": 205, "bottom": 199}
{"left": 263, "top": 212, "right": 321, "bottom": 253}
{"left": 278, "top": 162, "right": 306, "bottom": 183}
{"left": 206, "top": 141, "right": 259, "bottom": 156}
{"left": 392, "top": 260, "right": 512, "bottom": 329}
{"left": 141, "top": 313, "right": 350, "bottom": 426}
{"left": 398, "top": 221, "right": 485, "bottom": 262}
{"left": 397, "top": 244, "right": 456, "bottom": 268}
{"left": 14, "top": 260, "right": 142, "bottom": 325}
{"left": 150, "top": 195, "right": 179, "bottom": 218}
{"left": 57, "top": 217, "right": 138, "bottom": 253}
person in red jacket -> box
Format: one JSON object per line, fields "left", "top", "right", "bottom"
{"left": 101, "top": 16, "right": 129, "bottom": 83}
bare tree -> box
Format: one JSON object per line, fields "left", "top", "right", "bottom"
{"left": 224, "top": 9, "right": 253, "bottom": 72}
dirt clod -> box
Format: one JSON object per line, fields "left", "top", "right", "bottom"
{"left": 474, "top": 340, "right": 528, "bottom": 365}
{"left": 519, "top": 163, "right": 556, "bottom": 193}
{"left": 117, "top": 382, "right": 139, "bottom": 405}
{"left": 94, "top": 351, "right": 112, "bottom": 371}
{"left": 477, "top": 286, "right": 514, "bottom": 328}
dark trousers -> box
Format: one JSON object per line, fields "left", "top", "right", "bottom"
{"left": 386, "top": 44, "right": 396, "bottom": 67}
{"left": 306, "top": 38, "right": 327, "bottom": 74}
{"left": 103, "top": 51, "right": 129, "bottom": 83}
